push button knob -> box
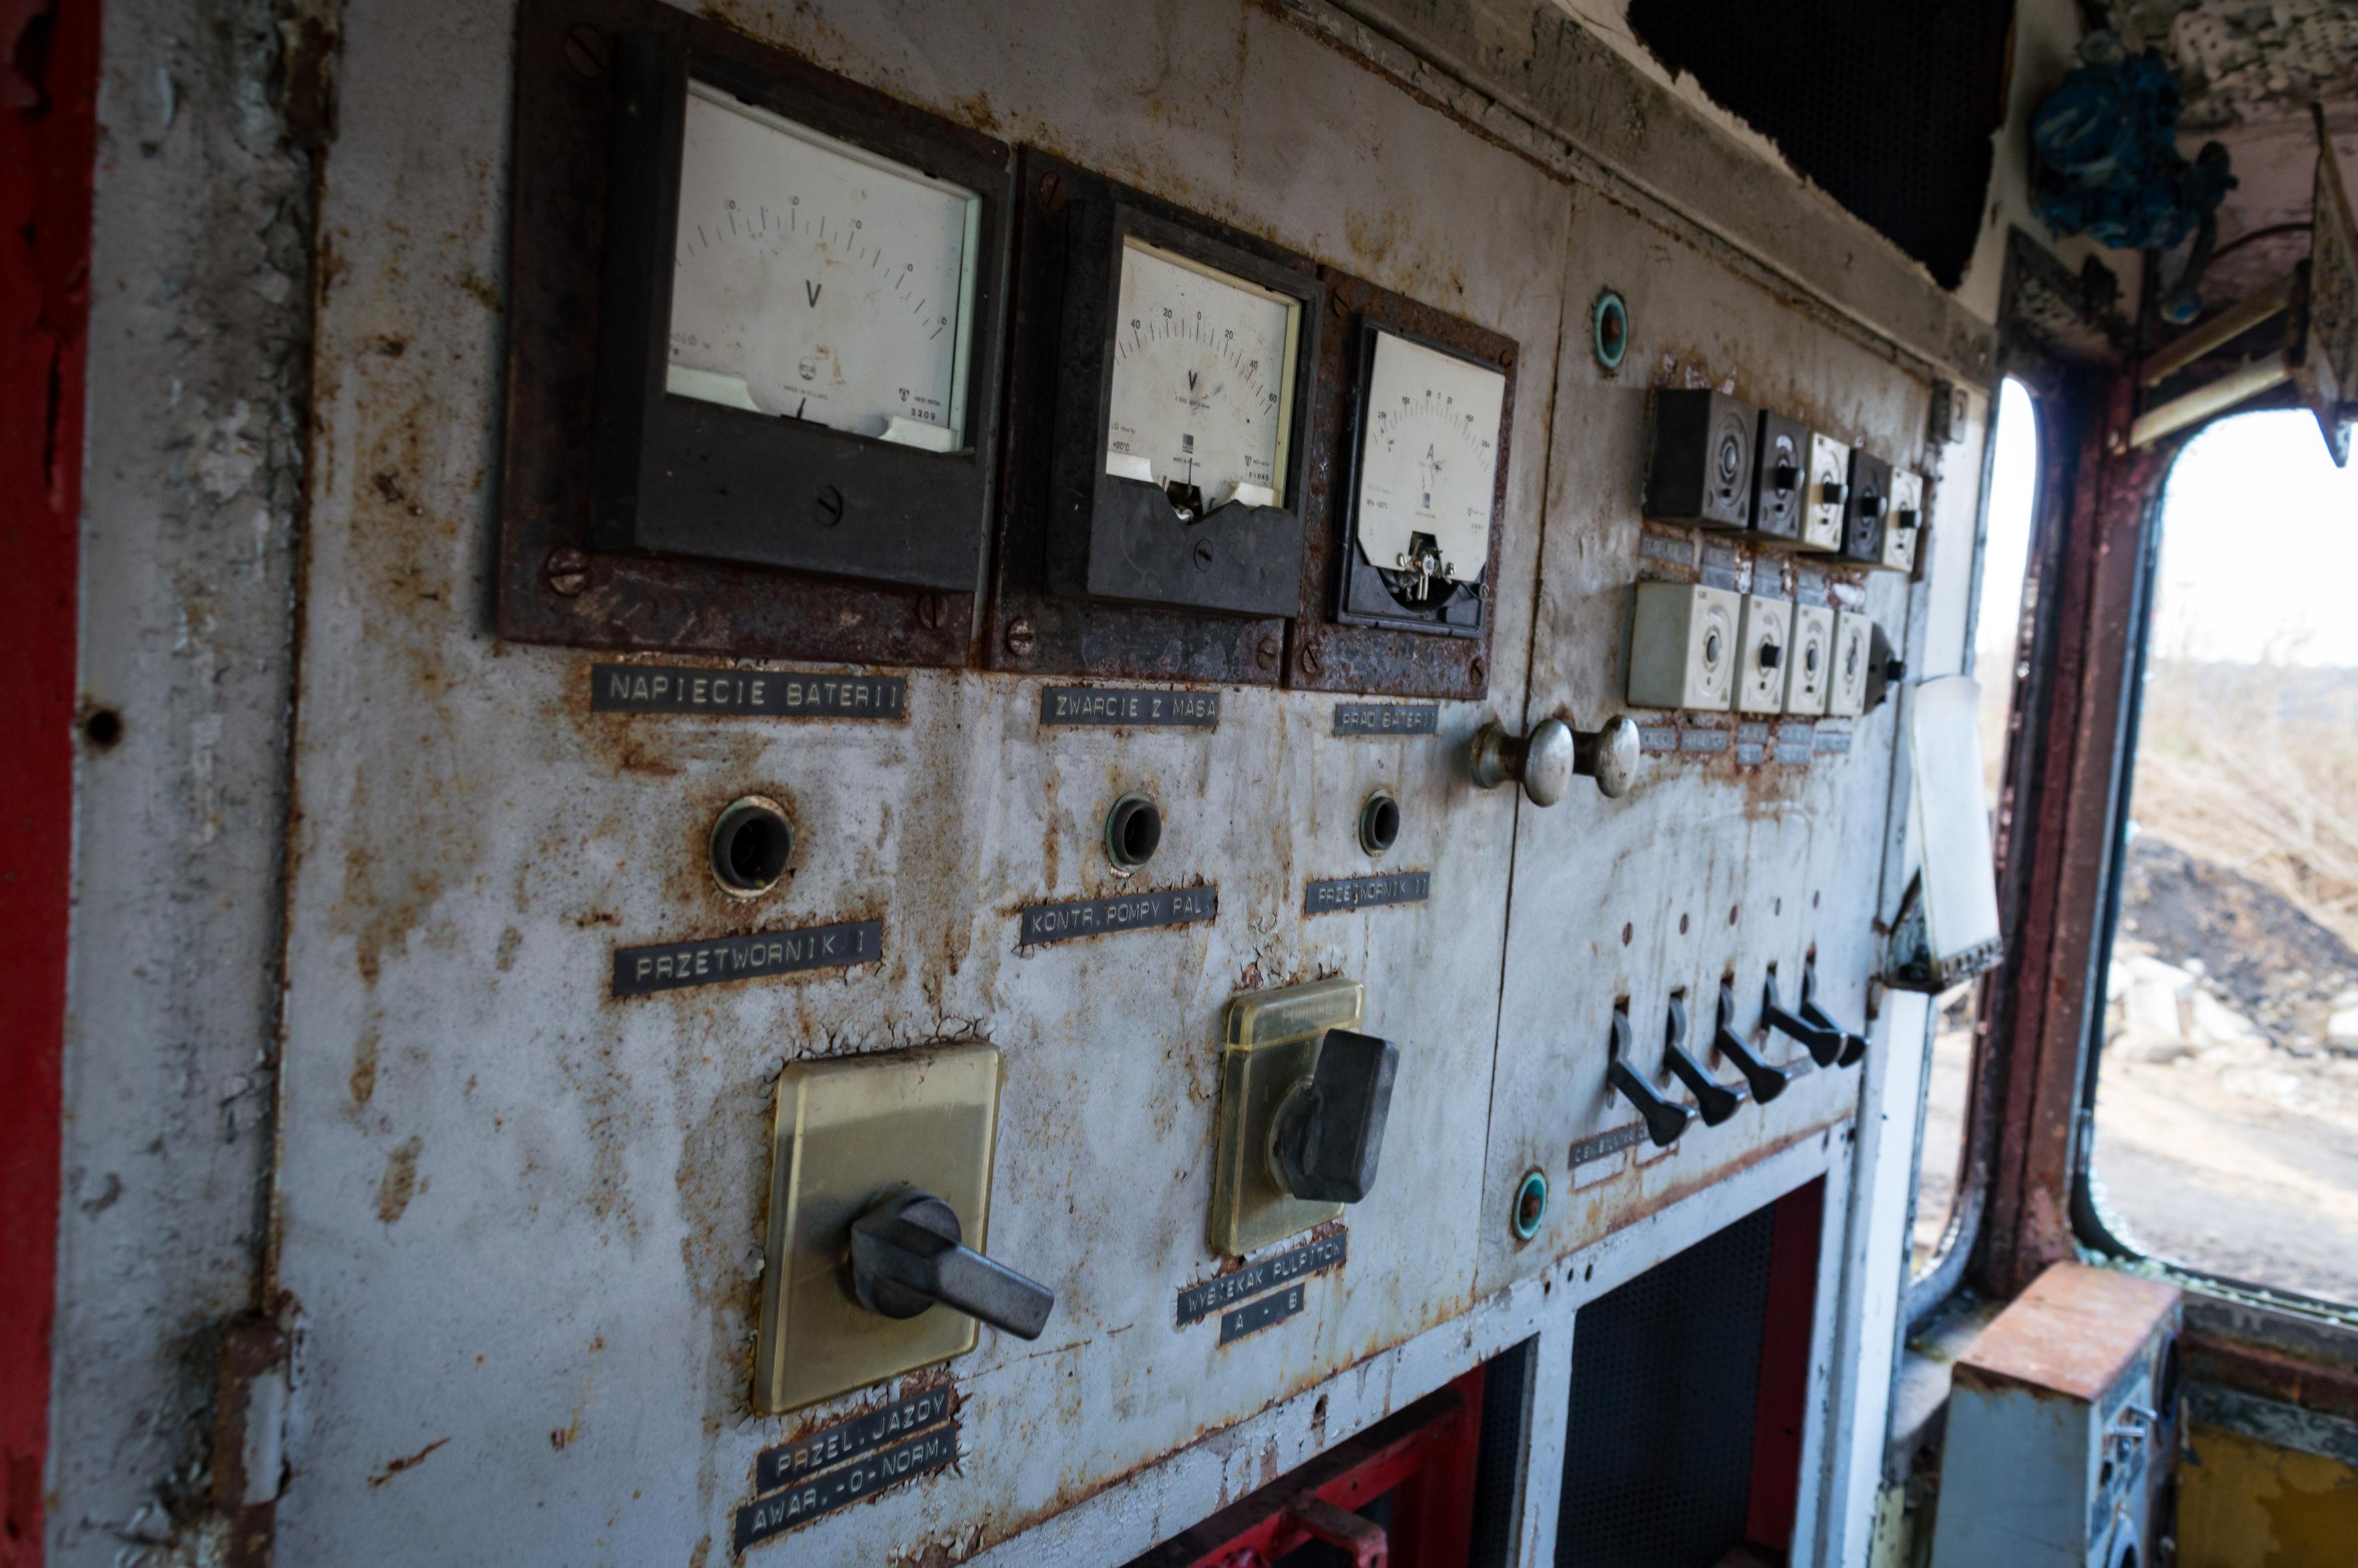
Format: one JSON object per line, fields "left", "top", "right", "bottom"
{"left": 1270, "top": 1028, "right": 1398, "bottom": 1203}
{"left": 1714, "top": 980, "right": 1791, "bottom": 1104}
{"left": 1471, "top": 716, "right": 1641, "bottom": 804}
{"left": 1605, "top": 1008, "right": 1690, "bottom": 1148}
{"left": 1659, "top": 995, "right": 1742, "bottom": 1126}
{"left": 849, "top": 1189, "right": 1055, "bottom": 1340}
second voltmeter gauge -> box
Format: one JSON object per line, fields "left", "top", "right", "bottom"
{"left": 1048, "top": 206, "right": 1322, "bottom": 617}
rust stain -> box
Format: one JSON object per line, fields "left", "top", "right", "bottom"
{"left": 349, "top": 1022, "right": 379, "bottom": 1111}
{"left": 375, "top": 1134, "right": 423, "bottom": 1224}
{"left": 365, "top": 1436, "right": 449, "bottom": 1488}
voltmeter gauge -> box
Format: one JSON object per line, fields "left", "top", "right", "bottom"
{"left": 584, "top": 31, "right": 1012, "bottom": 590}
{"left": 665, "top": 82, "right": 978, "bottom": 452}
{"left": 1333, "top": 320, "right": 1512, "bottom": 637}
{"left": 1045, "top": 202, "right": 1321, "bottom": 618}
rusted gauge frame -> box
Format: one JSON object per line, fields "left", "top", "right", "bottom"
{"left": 495, "top": 0, "right": 1002, "bottom": 666}
{"left": 1289, "top": 270, "right": 1515, "bottom": 699}
{"left": 984, "top": 150, "right": 1321, "bottom": 684}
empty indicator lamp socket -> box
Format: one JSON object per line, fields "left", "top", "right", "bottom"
{"left": 710, "top": 796, "right": 794, "bottom": 899}
{"left": 1358, "top": 790, "right": 1401, "bottom": 857}
{"left": 1105, "top": 793, "right": 1163, "bottom": 874}
{"left": 1511, "top": 1168, "right": 1549, "bottom": 1241}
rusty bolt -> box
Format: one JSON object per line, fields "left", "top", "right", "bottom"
{"left": 1004, "top": 617, "right": 1037, "bottom": 657}
{"left": 1255, "top": 634, "right": 1281, "bottom": 671}
{"left": 564, "top": 25, "right": 610, "bottom": 79}
{"left": 916, "top": 594, "right": 948, "bottom": 631}
{"left": 1328, "top": 293, "right": 1348, "bottom": 319}
{"left": 1468, "top": 657, "right": 1487, "bottom": 689}
{"left": 544, "top": 547, "right": 590, "bottom": 597}
{"left": 1298, "top": 642, "right": 1323, "bottom": 677}
{"left": 812, "top": 485, "right": 845, "bottom": 528}
{"left": 1038, "top": 172, "right": 1066, "bottom": 212}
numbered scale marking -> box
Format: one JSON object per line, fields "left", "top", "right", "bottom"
{"left": 1354, "top": 330, "right": 1504, "bottom": 604}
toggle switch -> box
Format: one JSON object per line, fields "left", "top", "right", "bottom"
{"left": 1212, "top": 978, "right": 1400, "bottom": 1253}
{"left": 1470, "top": 715, "right": 1641, "bottom": 803}
{"left": 1865, "top": 621, "right": 1907, "bottom": 713}
{"left": 1828, "top": 611, "right": 1873, "bottom": 717}
{"left": 1762, "top": 968, "right": 1844, "bottom": 1068}
{"left": 1714, "top": 980, "right": 1790, "bottom": 1103}
{"left": 1785, "top": 603, "right": 1833, "bottom": 717}
{"left": 1270, "top": 1029, "right": 1398, "bottom": 1203}
{"left": 1751, "top": 410, "right": 1810, "bottom": 541}
{"left": 1798, "top": 431, "right": 1848, "bottom": 552}
{"left": 1880, "top": 469, "right": 1923, "bottom": 573}
{"left": 1644, "top": 389, "right": 1758, "bottom": 529}
{"left": 850, "top": 1188, "right": 1055, "bottom": 1339}
{"left": 1605, "top": 1005, "right": 1690, "bottom": 1148}
{"left": 1628, "top": 581, "right": 1738, "bottom": 711}
{"left": 1801, "top": 957, "right": 1869, "bottom": 1067}
{"left": 755, "top": 1042, "right": 1048, "bottom": 1414}
{"left": 1736, "top": 594, "right": 1792, "bottom": 715}
{"left": 1659, "top": 994, "right": 1742, "bottom": 1125}
{"left": 1840, "top": 449, "right": 1892, "bottom": 564}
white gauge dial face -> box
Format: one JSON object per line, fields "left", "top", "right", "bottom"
{"left": 666, "top": 82, "right": 980, "bottom": 451}
{"left": 1354, "top": 331, "right": 1505, "bottom": 584}
{"left": 1103, "top": 238, "right": 1300, "bottom": 508}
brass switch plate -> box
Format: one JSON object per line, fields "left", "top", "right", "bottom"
{"left": 1210, "top": 978, "right": 1363, "bottom": 1255}
{"left": 753, "top": 1042, "right": 1002, "bottom": 1415}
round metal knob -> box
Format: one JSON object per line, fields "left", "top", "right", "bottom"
{"left": 1576, "top": 716, "right": 1641, "bottom": 799}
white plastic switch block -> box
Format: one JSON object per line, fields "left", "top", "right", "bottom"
{"left": 1798, "top": 431, "right": 1847, "bottom": 552}
{"left": 1881, "top": 469, "right": 1923, "bottom": 573}
{"left": 1785, "top": 603, "right": 1833, "bottom": 717}
{"left": 1734, "top": 594, "right": 1790, "bottom": 714}
{"left": 1628, "top": 581, "right": 1739, "bottom": 711}
{"left": 1828, "top": 610, "right": 1873, "bottom": 717}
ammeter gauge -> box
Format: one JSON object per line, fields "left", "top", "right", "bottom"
{"left": 586, "top": 32, "right": 1012, "bottom": 590}
{"left": 1337, "top": 326, "right": 1506, "bottom": 633}
{"left": 1045, "top": 203, "right": 1321, "bottom": 618}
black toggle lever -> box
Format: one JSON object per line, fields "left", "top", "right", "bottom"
{"left": 1762, "top": 968, "right": 1843, "bottom": 1067}
{"left": 1714, "top": 980, "right": 1790, "bottom": 1104}
{"left": 1659, "top": 995, "right": 1742, "bottom": 1125}
{"left": 850, "top": 1188, "right": 1056, "bottom": 1341}
{"left": 1801, "top": 958, "right": 1869, "bottom": 1067}
{"left": 1605, "top": 1007, "right": 1690, "bottom": 1147}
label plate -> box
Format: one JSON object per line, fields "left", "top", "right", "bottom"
{"left": 613, "top": 921, "right": 883, "bottom": 998}
{"left": 1304, "top": 871, "right": 1430, "bottom": 915}
{"left": 1568, "top": 1124, "right": 1646, "bottom": 1167}
{"left": 1175, "top": 1231, "right": 1348, "bottom": 1326}
{"left": 1218, "top": 1285, "right": 1306, "bottom": 1344}
{"left": 591, "top": 664, "right": 905, "bottom": 719}
{"left": 753, "top": 1388, "right": 955, "bottom": 1494}
{"left": 733, "top": 1425, "right": 957, "bottom": 1553}
{"left": 1017, "top": 886, "right": 1217, "bottom": 946}
{"left": 1332, "top": 702, "right": 1439, "bottom": 737}
{"left": 1039, "top": 687, "right": 1219, "bottom": 729}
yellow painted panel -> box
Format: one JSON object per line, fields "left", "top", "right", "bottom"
{"left": 2178, "top": 1421, "right": 2358, "bottom": 1568}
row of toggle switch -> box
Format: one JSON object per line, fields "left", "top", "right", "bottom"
{"left": 1606, "top": 959, "right": 1866, "bottom": 1147}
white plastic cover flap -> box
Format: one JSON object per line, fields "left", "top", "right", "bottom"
{"left": 1908, "top": 676, "right": 2003, "bottom": 966}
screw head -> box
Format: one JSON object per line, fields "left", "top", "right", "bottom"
{"left": 1328, "top": 293, "right": 1348, "bottom": 319}
{"left": 1191, "top": 538, "right": 1215, "bottom": 572}
{"left": 1298, "top": 642, "right": 1323, "bottom": 677}
{"left": 1468, "top": 658, "right": 1487, "bottom": 689}
{"left": 1038, "top": 172, "right": 1066, "bottom": 212}
{"left": 812, "top": 485, "right": 845, "bottom": 527}
{"left": 916, "top": 594, "right": 948, "bottom": 631}
{"left": 1004, "top": 617, "right": 1037, "bottom": 657}
{"left": 544, "top": 548, "right": 590, "bottom": 597}
{"left": 1255, "top": 634, "right": 1281, "bottom": 671}
{"left": 564, "top": 25, "right": 610, "bottom": 79}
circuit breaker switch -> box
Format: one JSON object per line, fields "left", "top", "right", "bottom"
{"left": 1800, "top": 958, "right": 1869, "bottom": 1068}
{"left": 849, "top": 1189, "right": 1055, "bottom": 1340}
{"left": 1605, "top": 1007, "right": 1690, "bottom": 1148}
{"left": 1762, "top": 970, "right": 1844, "bottom": 1068}
{"left": 1627, "top": 581, "right": 1739, "bottom": 711}
{"left": 1714, "top": 980, "right": 1791, "bottom": 1104}
{"left": 1269, "top": 1029, "right": 1398, "bottom": 1203}
{"left": 1734, "top": 594, "right": 1792, "bottom": 714}
{"left": 1659, "top": 995, "right": 1742, "bottom": 1125}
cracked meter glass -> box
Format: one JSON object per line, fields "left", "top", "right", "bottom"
{"left": 1355, "top": 331, "right": 1503, "bottom": 601}
{"left": 665, "top": 81, "right": 981, "bottom": 453}
{"left": 1105, "top": 237, "right": 1302, "bottom": 516}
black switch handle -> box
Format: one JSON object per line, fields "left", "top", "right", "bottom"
{"left": 1715, "top": 980, "right": 1791, "bottom": 1104}
{"left": 1802, "top": 958, "right": 1869, "bottom": 1067}
{"left": 1763, "top": 969, "right": 1843, "bottom": 1067}
{"left": 849, "top": 1189, "right": 1055, "bottom": 1341}
{"left": 1272, "top": 1028, "right": 1398, "bottom": 1203}
{"left": 1605, "top": 1009, "right": 1690, "bottom": 1148}
{"left": 1659, "top": 995, "right": 1742, "bottom": 1125}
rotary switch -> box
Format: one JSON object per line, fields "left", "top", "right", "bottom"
{"left": 1269, "top": 1029, "right": 1398, "bottom": 1203}
{"left": 1470, "top": 715, "right": 1641, "bottom": 805}
{"left": 849, "top": 1188, "right": 1056, "bottom": 1340}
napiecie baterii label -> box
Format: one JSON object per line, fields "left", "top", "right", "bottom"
{"left": 590, "top": 663, "right": 906, "bottom": 719}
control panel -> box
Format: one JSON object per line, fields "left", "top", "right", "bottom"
{"left": 256, "top": 0, "right": 1955, "bottom": 1561}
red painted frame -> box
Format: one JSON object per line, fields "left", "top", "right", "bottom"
{"left": 1745, "top": 1177, "right": 1825, "bottom": 1552}
{"left": 3, "top": 3, "right": 100, "bottom": 1562}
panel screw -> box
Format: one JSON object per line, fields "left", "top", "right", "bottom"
{"left": 1468, "top": 657, "right": 1487, "bottom": 688}
{"left": 1038, "top": 172, "right": 1066, "bottom": 212}
{"left": 544, "top": 547, "right": 590, "bottom": 597}
{"left": 1255, "top": 634, "right": 1281, "bottom": 671}
{"left": 916, "top": 594, "right": 948, "bottom": 630}
{"left": 564, "top": 25, "right": 610, "bottom": 79}
{"left": 1004, "top": 617, "right": 1037, "bottom": 657}
{"left": 1191, "top": 538, "right": 1215, "bottom": 572}
{"left": 813, "top": 485, "right": 844, "bottom": 527}
{"left": 1329, "top": 294, "right": 1348, "bottom": 319}
{"left": 1298, "top": 642, "right": 1322, "bottom": 677}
